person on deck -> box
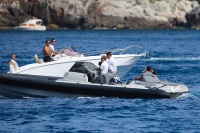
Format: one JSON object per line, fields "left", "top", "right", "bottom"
{"left": 9, "top": 54, "right": 19, "bottom": 70}
{"left": 49, "top": 38, "right": 57, "bottom": 56}
{"left": 106, "top": 52, "right": 117, "bottom": 75}
{"left": 134, "top": 66, "right": 156, "bottom": 80}
{"left": 98, "top": 55, "right": 108, "bottom": 84}
{"left": 43, "top": 40, "right": 53, "bottom": 62}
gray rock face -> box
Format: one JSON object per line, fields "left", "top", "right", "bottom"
{"left": 0, "top": 0, "right": 199, "bottom": 29}
{"left": 185, "top": 6, "right": 200, "bottom": 28}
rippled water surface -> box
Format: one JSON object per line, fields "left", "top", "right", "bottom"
{"left": 0, "top": 29, "right": 200, "bottom": 132}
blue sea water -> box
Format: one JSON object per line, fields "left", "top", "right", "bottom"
{"left": 0, "top": 29, "right": 200, "bottom": 132}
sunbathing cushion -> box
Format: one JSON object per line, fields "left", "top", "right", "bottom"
{"left": 34, "top": 54, "right": 43, "bottom": 64}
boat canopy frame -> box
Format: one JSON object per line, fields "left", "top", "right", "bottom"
{"left": 82, "top": 45, "right": 146, "bottom": 56}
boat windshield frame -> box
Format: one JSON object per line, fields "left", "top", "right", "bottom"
{"left": 59, "top": 46, "right": 81, "bottom": 56}
{"left": 56, "top": 44, "right": 146, "bottom": 58}
{"left": 83, "top": 45, "right": 145, "bottom": 56}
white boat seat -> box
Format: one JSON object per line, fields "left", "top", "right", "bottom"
{"left": 63, "top": 72, "right": 88, "bottom": 82}
{"left": 34, "top": 54, "right": 43, "bottom": 64}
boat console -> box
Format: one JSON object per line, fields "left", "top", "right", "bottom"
{"left": 69, "top": 62, "right": 98, "bottom": 83}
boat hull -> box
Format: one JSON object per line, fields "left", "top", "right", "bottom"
{"left": 14, "top": 26, "right": 46, "bottom": 31}
{"left": 9, "top": 54, "right": 142, "bottom": 78}
{"left": 0, "top": 73, "right": 188, "bottom": 99}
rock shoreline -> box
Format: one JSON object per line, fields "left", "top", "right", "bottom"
{"left": 0, "top": 0, "right": 200, "bottom": 29}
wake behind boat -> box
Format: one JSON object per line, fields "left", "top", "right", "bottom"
{"left": 8, "top": 45, "right": 147, "bottom": 78}
{"left": 0, "top": 61, "right": 189, "bottom": 99}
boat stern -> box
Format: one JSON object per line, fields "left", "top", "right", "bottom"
{"left": 159, "top": 84, "right": 189, "bottom": 98}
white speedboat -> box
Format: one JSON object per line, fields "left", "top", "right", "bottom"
{"left": 0, "top": 62, "right": 189, "bottom": 99}
{"left": 8, "top": 45, "right": 147, "bottom": 78}
{"left": 14, "top": 19, "right": 46, "bottom": 31}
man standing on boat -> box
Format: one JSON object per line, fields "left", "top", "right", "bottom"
{"left": 98, "top": 55, "right": 109, "bottom": 84}
{"left": 106, "top": 52, "right": 117, "bottom": 75}
{"left": 43, "top": 40, "right": 52, "bottom": 62}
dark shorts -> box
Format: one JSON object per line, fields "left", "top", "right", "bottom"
{"left": 43, "top": 56, "right": 51, "bottom": 62}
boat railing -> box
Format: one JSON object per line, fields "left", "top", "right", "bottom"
{"left": 53, "top": 45, "right": 147, "bottom": 61}
{"left": 83, "top": 45, "right": 146, "bottom": 56}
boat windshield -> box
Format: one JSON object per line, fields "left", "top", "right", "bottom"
{"left": 60, "top": 46, "right": 81, "bottom": 57}
{"left": 69, "top": 62, "right": 98, "bottom": 73}
{"left": 36, "top": 21, "right": 42, "bottom": 25}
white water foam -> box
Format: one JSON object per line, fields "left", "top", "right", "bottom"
{"left": 77, "top": 96, "right": 106, "bottom": 99}
{"left": 177, "top": 93, "right": 193, "bottom": 99}
{"left": 146, "top": 57, "right": 200, "bottom": 61}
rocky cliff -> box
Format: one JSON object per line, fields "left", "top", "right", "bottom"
{"left": 0, "top": 0, "right": 199, "bottom": 29}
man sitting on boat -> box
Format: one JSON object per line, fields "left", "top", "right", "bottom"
{"left": 98, "top": 55, "right": 109, "bottom": 84}
{"left": 43, "top": 40, "right": 53, "bottom": 62}
{"left": 49, "top": 38, "right": 57, "bottom": 56}
{"left": 9, "top": 54, "right": 19, "bottom": 70}
{"left": 135, "top": 66, "right": 156, "bottom": 81}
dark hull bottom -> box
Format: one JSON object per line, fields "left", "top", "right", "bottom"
{"left": 0, "top": 73, "right": 187, "bottom": 99}
{"left": 0, "top": 84, "right": 92, "bottom": 98}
